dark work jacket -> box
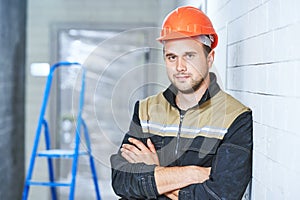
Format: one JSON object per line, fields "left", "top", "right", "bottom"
{"left": 110, "top": 73, "right": 253, "bottom": 200}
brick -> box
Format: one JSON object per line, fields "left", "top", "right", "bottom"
{"left": 209, "top": 4, "right": 231, "bottom": 30}
{"left": 243, "top": 92, "right": 261, "bottom": 121}
{"left": 247, "top": 66, "right": 259, "bottom": 92}
{"left": 280, "top": 63, "right": 297, "bottom": 97}
{"left": 265, "top": 126, "right": 280, "bottom": 161}
{"left": 207, "top": 0, "right": 230, "bottom": 16}
{"left": 227, "top": 13, "right": 248, "bottom": 44}
{"left": 235, "top": 37, "right": 263, "bottom": 66}
{"left": 227, "top": 0, "right": 262, "bottom": 23}
{"left": 267, "top": 0, "right": 282, "bottom": 30}
{"left": 264, "top": 157, "right": 275, "bottom": 189}
{"left": 245, "top": 4, "right": 269, "bottom": 39}
{"left": 274, "top": 130, "right": 297, "bottom": 167}
{"left": 260, "top": 95, "right": 274, "bottom": 126}
{"left": 284, "top": 168, "right": 299, "bottom": 199}
{"left": 227, "top": 43, "right": 239, "bottom": 67}
{"left": 252, "top": 150, "right": 267, "bottom": 183}
{"left": 213, "top": 27, "right": 227, "bottom": 87}
{"left": 265, "top": 63, "right": 281, "bottom": 95}
{"left": 255, "top": 65, "right": 268, "bottom": 93}
{"left": 261, "top": 31, "right": 274, "bottom": 63}
{"left": 273, "top": 24, "right": 300, "bottom": 62}
{"left": 251, "top": 178, "right": 267, "bottom": 199}
{"left": 266, "top": 186, "right": 285, "bottom": 200}
{"left": 226, "top": 67, "right": 238, "bottom": 90}
{"left": 291, "top": 136, "right": 300, "bottom": 172}
{"left": 285, "top": 98, "right": 299, "bottom": 133}
{"left": 270, "top": 161, "right": 287, "bottom": 192}
{"left": 280, "top": 0, "right": 298, "bottom": 26}
{"left": 275, "top": 97, "right": 289, "bottom": 130}
{"left": 253, "top": 122, "right": 267, "bottom": 154}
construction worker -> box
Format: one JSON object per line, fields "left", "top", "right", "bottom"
{"left": 111, "top": 6, "right": 252, "bottom": 200}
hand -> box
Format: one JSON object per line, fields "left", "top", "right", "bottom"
{"left": 194, "top": 166, "right": 211, "bottom": 183}
{"left": 162, "top": 167, "right": 209, "bottom": 200}
{"left": 164, "top": 189, "right": 179, "bottom": 200}
{"left": 154, "top": 165, "right": 211, "bottom": 195}
{"left": 121, "top": 137, "right": 160, "bottom": 166}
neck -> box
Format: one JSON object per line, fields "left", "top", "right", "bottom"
{"left": 176, "top": 76, "right": 210, "bottom": 111}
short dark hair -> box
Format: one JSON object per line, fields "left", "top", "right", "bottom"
{"left": 202, "top": 45, "right": 212, "bottom": 57}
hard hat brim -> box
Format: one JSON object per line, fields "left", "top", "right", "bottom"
{"left": 156, "top": 31, "right": 197, "bottom": 42}
{"left": 156, "top": 31, "right": 218, "bottom": 49}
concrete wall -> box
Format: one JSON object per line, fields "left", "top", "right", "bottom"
{"left": 0, "top": 0, "right": 27, "bottom": 199}
{"left": 206, "top": 0, "right": 300, "bottom": 199}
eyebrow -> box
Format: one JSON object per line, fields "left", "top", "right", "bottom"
{"left": 184, "top": 51, "right": 197, "bottom": 55}
{"left": 165, "top": 51, "right": 197, "bottom": 57}
{"left": 165, "top": 53, "right": 176, "bottom": 57}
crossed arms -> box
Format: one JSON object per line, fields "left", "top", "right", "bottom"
{"left": 111, "top": 105, "right": 253, "bottom": 199}
{"left": 121, "top": 137, "right": 211, "bottom": 199}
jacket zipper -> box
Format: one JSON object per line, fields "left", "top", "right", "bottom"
{"left": 175, "top": 113, "right": 185, "bottom": 158}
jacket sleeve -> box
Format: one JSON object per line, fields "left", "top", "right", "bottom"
{"left": 179, "top": 111, "right": 253, "bottom": 200}
{"left": 110, "top": 101, "right": 160, "bottom": 199}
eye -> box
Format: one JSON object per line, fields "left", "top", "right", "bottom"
{"left": 185, "top": 53, "right": 195, "bottom": 60}
{"left": 166, "top": 55, "right": 177, "bottom": 62}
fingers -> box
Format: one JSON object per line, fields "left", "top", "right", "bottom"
{"left": 125, "top": 137, "right": 157, "bottom": 154}
{"left": 122, "top": 143, "right": 141, "bottom": 155}
{"left": 120, "top": 139, "right": 149, "bottom": 163}
{"left": 128, "top": 137, "right": 149, "bottom": 152}
{"left": 206, "top": 167, "right": 211, "bottom": 175}
{"left": 147, "top": 138, "right": 157, "bottom": 153}
{"left": 120, "top": 148, "right": 136, "bottom": 163}
{"left": 165, "top": 193, "right": 177, "bottom": 200}
{"left": 164, "top": 190, "right": 179, "bottom": 200}
{"left": 120, "top": 137, "right": 160, "bottom": 165}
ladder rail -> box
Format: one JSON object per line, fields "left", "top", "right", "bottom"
{"left": 69, "top": 65, "right": 85, "bottom": 200}
{"left": 23, "top": 63, "right": 60, "bottom": 199}
{"left": 82, "top": 120, "right": 101, "bottom": 199}
{"left": 43, "top": 119, "right": 57, "bottom": 200}
{"left": 23, "top": 62, "right": 101, "bottom": 200}
{"left": 24, "top": 62, "right": 82, "bottom": 186}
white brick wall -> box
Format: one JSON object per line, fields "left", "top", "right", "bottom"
{"left": 207, "top": 0, "right": 300, "bottom": 199}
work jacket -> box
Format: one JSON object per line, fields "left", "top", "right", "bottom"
{"left": 111, "top": 73, "right": 253, "bottom": 200}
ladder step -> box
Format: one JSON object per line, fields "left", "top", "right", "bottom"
{"left": 37, "top": 149, "right": 88, "bottom": 158}
{"left": 27, "top": 181, "right": 71, "bottom": 187}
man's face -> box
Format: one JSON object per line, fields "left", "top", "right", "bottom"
{"left": 164, "top": 37, "right": 214, "bottom": 94}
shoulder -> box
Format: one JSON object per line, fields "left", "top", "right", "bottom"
{"left": 214, "top": 90, "right": 250, "bottom": 114}
{"left": 139, "top": 92, "right": 166, "bottom": 108}
{"left": 138, "top": 92, "right": 173, "bottom": 122}
{"left": 213, "top": 91, "right": 253, "bottom": 146}
{"left": 207, "top": 90, "right": 251, "bottom": 129}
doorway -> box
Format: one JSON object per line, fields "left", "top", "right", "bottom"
{"left": 54, "top": 27, "right": 165, "bottom": 199}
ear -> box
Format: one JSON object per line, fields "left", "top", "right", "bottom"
{"left": 207, "top": 50, "right": 215, "bottom": 68}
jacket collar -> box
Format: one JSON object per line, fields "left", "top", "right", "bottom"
{"left": 163, "top": 72, "right": 221, "bottom": 109}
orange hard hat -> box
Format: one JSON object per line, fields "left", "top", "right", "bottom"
{"left": 157, "top": 6, "right": 218, "bottom": 49}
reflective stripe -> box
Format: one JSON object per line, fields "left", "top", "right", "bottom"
{"left": 141, "top": 120, "right": 227, "bottom": 139}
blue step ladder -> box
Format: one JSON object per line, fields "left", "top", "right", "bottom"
{"left": 23, "top": 62, "right": 101, "bottom": 200}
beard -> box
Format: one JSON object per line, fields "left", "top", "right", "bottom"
{"left": 172, "top": 70, "right": 209, "bottom": 94}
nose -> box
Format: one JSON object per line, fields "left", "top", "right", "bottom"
{"left": 176, "top": 57, "right": 187, "bottom": 72}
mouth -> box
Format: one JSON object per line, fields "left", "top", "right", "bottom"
{"left": 175, "top": 74, "right": 191, "bottom": 81}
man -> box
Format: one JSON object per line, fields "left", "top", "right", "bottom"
{"left": 111, "top": 6, "right": 252, "bottom": 200}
